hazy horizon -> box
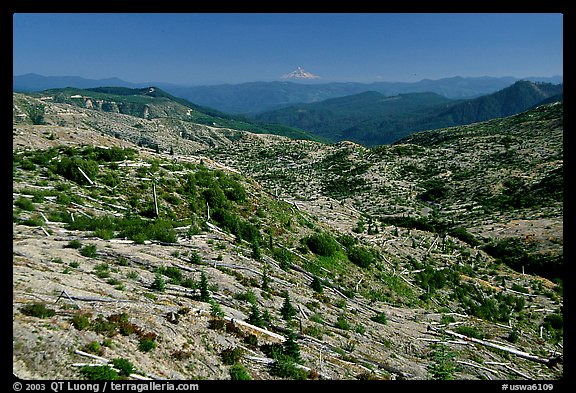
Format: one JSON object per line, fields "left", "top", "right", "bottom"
{"left": 12, "top": 71, "right": 564, "bottom": 89}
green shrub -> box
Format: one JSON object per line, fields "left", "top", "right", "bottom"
{"left": 89, "top": 316, "right": 118, "bottom": 336}
{"left": 544, "top": 313, "right": 563, "bottom": 330}
{"left": 440, "top": 314, "right": 455, "bottom": 325}
{"left": 305, "top": 233, "right": 340, "bottom": 257}
{"left": 454, "top": 325, "right": 485, "bottom": 340}
{"left": 80, "top": 244, "right": 97, "bottom": 258}
{"left": 244, "top": 334, "right": 258, "bottom": 347}
{"left": 20, "top": 160, "right": 36, "bottom": 171}
{"left": 311, "top": 276, "right": 324, "bottom": 293}
{"left": 234, "top": 289, "right": 257, "bottom": 304}
{"left": 273, "top": 247, "right": 294, "bottom": 270}
{"left": 65, "top": 239, "right": 83, "bottom": 249}
{"left": 21, "top": 216, "right": 43, "bottom": 227}
{"left": 229, "top": 363, "right": 252, "bottom": 380}
{"left": 72, "top": 313, "right": 91, "bottom": 330}
{"left": 158, "top": 266, "right": 183, "bottom": 285}
{"left": 94, "top": 263, "right": 110, "bottom": 278}
{"left": 93, "top": 228, "right": 114, "bottom": 240}
{"left": 449, "top": 227, "right": 480, "bottom": 247}
{"left": 14, "top": 197, "right": 35, "bottom": 211}
{"left": 270, "top": 359, "right": 308, "bottom": 380}
{"left": 209, "top": 300, "right": 225, "bottom": 318}
{"left": 335, "top": 314, "right": 350, "bottom": 330}
{"left": 151, "top": 273, "right": 166, "bottom": 292}
{"left": 80, "top": 365, "right": 118, "bottom": 380}
{"left": 507, "top": 329, "right": 520, "bottom": 344}
{"left": 84, "top": 341, "right": 102, "bottom": 355}
{"left": 189, "top": 251, "right": 202, "bottom": 264}
{"left": 427, "top": 343, "right": 456, "bottom": 380}
{"left": 52, "top": 156, "right": 99, "bottom": 185}
{"left": 347, "top": 245, "right": 374, "bottom": 268}
{"left": 370, "top": 312, "right": 388, "bottom": 325}
{"left": 220, "top": 346, "right": 244, "bottom": 365}
{"left": 138, "top": 338, "right": 157, "bottom": 353}
{"left": 111, "top": 358, "right": 134, "bottom": 377}
{"left": 511, "top": 283, "right": 529, "bottom": 294}
{"left": 20, "top": 303, "right": 56, "bottom": 318}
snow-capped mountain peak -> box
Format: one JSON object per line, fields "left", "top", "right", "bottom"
{"left": 281, "top": 66, "right": 320, "bottom": 80}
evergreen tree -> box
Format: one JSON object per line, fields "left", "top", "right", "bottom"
{"left": 283, "top": 330, "right": 302, "bottom": 363}
{"left": 151, "top": 272, "right": 165, "bottom": 292}
{"left": 262, "top": 309, "right": 273, "bottom": 326}
{"left": 209, "top": 300, "right": 224, "bottom": 317}
{"left": 280, "top": 292, "right": 297, "bottom": 322}
{"left": 261, "top": 264, "right": 271, "bottom": 292}
{"left": 311, "top": 276, "right": 323, "bottom": 293}
{"left": 247, "top": 303, "right": 263, "bottom": 328}
{"left": 199, "top": 270, "right": 211, "bottom": 302}
{"left": 252, "top": 240, "right": 262, "bottom": 261}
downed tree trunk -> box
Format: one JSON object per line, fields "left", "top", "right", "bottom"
{"left": 430, "top": 327, "right": 562, "bottom": 367}
{"left": 77, "top": 166, "right": 94, "bottom": 186}
{"left": 55, "top": 291, "right": 133, "bottom": 304}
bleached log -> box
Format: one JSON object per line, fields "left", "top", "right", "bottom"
{"left": 108, "top": 239, "right": 135, "bottom": 244}
{"left": 416, "top": 338, "right": 471, "bottom": 346}
{"left": 77, "top": 166, "right": 94, "bottom": 185}
{"left": 59, "top": 293, "right": 132, "bottom": 303}
{"left": 434, "top": 327, "right": 559, "bottom": 366}
{"left": 503, "top": 364, "right": 533, "bottom": 380}
{"left": 505, "top": 288, "right": 538, "bottom": 297}
{"left": 425, "top": 236, "right": 438, "bottom": 256}
{"left": 484, "top": 361, "right": 511, "bottom": 366}
{"left": 69, "top": 203, "right": 92, "bottom": 218}
{"left": 74, "top": 350, "right": 109, "bottom": 363}
{"left": 225, "top": 317, "right": 286, "bottom": 343}
{"left": 55, "top": 290, "right": 80, "bottom": 308}
{"left": 82, "top": 194, "right": 128, "bottom": 211}
{"left": 153, "top": 183, "right": 159, "bottom": 217}
{"left": 129, "top": 374, "right": 153, "bottom": 381}
{"left": 40, "top": 226, "right": 50, "bottom": 237}
{"left": 39, "top": 212, "right": 50, "bottom": 223}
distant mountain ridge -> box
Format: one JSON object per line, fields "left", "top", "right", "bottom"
{"left": 159, "top": 75, "right": 563, "bottom": 114}
{"left": 13, "top": 73, "right": 563, "bottom": 115}
{"left": 254, "top": 80, "right": 563, "bottom": 146}
{"left": 22, "top": 86, "right": 320, "bottom": 142}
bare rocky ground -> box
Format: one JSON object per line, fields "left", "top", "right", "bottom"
{"left": 13, "top": 93, "right": 563, "bottom": 381}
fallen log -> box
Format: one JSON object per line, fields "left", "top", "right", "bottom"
{"left": 431, "top": 327, "right": 561, "bottom": 367}
{"left": 56, "top": 291, "right": 132, "bottom": 304}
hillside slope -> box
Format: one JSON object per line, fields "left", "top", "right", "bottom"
{"left": 253, "top": 81, "right": 562, "bottom": 146}
{"left": 12, "top": 95, "right": 563, "bottom": 381}
{"left": 18, "top": 87, "right": 320, "bottom": 142}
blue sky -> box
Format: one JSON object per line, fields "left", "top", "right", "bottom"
{"left": 12, "top": 13, "right": 563, "bottom": 85}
